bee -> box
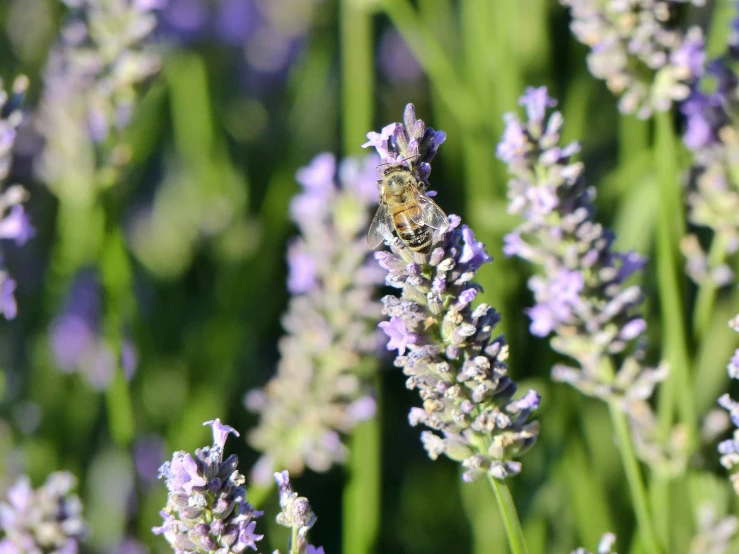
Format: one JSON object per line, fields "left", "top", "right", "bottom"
{"left": 367, "top": 162, "right": 449, "bottom": 254}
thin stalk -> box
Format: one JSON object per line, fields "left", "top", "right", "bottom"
{"left": 343, "top": 412, "right": 381, "bottom": 554}
{"left": 692, "top": 233, "right": 729, "bottom": 341}
{"left": 340, "top": 0, "right": 373, "bottom": 154}
{"left": 607, "top": 401, "right": 661, "bottom": 554}
{"left": 100, "top": 228, "right": 136, "bottom": 446}
{"left": 653, "top": 111, "right": 695, "bottom": 443}
{"left": 487, "top": 476, "right": 529, "bottom": 554}
{"left": 339, "top": 3, "right": 381, "bottom": 553}
{"left": 289, "top": 526, "right": 300, "bottom": 554}
{"left": 619, "top": 115, "right": 650, "bottom": 166}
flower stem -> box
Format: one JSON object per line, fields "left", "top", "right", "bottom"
{"left": 100, "top": 227, "right": 136, "bottom": 446}
{"left": 486, "top": 476, "right": 529, "bottom": 554}
{"left": 289, "top": 526, "right": 300, "bottom": 554}
{"left": 339, "top": 3, "right": 381, "bottom": 552}
{"left": 653, "top": 110, "right": 696, "bottom": 444}
{"left": 692, "top": 233, "right": 728, "bottom": 341}
{"left": 607, "top": 401, "right": 662, "bottom": 554}
{"left": 343, "top": 414, "right": 381, "bottom": 554}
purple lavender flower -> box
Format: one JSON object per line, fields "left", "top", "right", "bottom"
{"left": 272, "top": 471, "right": 321, "bottom": 554}
{"left": 0, "top": 471, "right": 85, "bottom": 553}
{"left": 37, "top": 0, "right": 164, "bottom": 201}
{"left": 246, "top": 153, "right": 383, "bottom": 483}
{"left": 678, "top": 47, "right": 739, "bottom": 288}
{"left": 717, "top": 315, "right": 739, "bottom": 493}
{"left": 153, "top": 419, "right": 264, "bottom": 553}
{"left": 364, "top": 105, "right": 540, "bottom": 482}
{"left": 572, "top": 533, "right": 617, "bottom": 554}
{"left": 561, "top": 0, "right": 706, "bottom": 118}
{"left": 499, "top": 87, "right": 678, "bottom": 465}
{"left": 0, "top": 76, "right": 33, "bottom": 322}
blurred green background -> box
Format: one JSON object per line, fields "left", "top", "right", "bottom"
{"left": 1, "top": 0, "right": 739, "bottom": 552}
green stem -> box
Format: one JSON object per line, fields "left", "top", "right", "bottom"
{"left": 289, "top": 526, "right": 300, "bottom": 554}
{"left": 607, "top": 401, "right": 661, "bottom": 554}
{"left": 653, "top": 111, "right": 695, "bottom": 444}
{"left": 343, "top": 414, "right": 381, "bottom": 554}
{"left": 339, "top": 4, "right": 381, "bottom": 552}
{"left": 100, "top": 228, "right": 136, "bottom": 446}
{"left": 487, "top": 476, "right": 529, "bottom": 554}
{"left": 340, "top": 0, "right": 373, "bottom": 154}
{"left": 692, "top": 233, "right": 729, "bottom": 341}
{"left": 618, "top": 115, "right": 649, "bottom": 166}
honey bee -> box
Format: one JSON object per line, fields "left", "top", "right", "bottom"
{"left": 367, "top": 162, "right": 449, "bottom": 254}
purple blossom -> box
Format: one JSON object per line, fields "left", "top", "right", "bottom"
{"left": 0, "top": 277, "right": 17, "bottom": 320}
{"left": 247, "top": 153, "right": 384, "bottom": 482}
{"left": 366, "top": 104, "right": 540, "bottom": 482}
{"left": 287, "top": 242, "right": 318, "bottom": 294}
{"left": 561, "top": 0, "right": 706, "bottom": 118}
{"left": 0, "top": 206, "right": 34, "bottom": 246}
{"left": 203, "top": 418, "right": 239, "bottom": 451}
{"left": 0, "top": 472, "right": 84, "bottom": 553}
{"left": 379, "top": 316, "right": 417, "bottom": 355}
{"left": 500, "top": 87, "right": 670, "bottom": 465}
{"left": 273, "top": 470, "right": 318, "bottom": 550}
{"left": 154, "top": 419, "right": 263, "bottom": 553}
{"left": 520, "top": 86, "right": 557, "bottom": 126}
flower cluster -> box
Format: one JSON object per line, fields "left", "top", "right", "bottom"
{"left": 688, "top": 503, "right": 738, "bottom": 553}
{"left": 272, "top": 471, "right": 323, "bottom": 554}
{"left": 499, "top": 87, "right": 676, "bottom": 465}
{"left": 36, "top": 0, "right": 165, "bottom": 203}
{"left": 245, "top": 153, "right": 384, "bottom": 483}
{"left": 153, "top": 419, "right": 264, "bottom": 553}
{"left": 561, "top": 0, "right": 706, "bottom": 118}
{"left": 363, "top": 103, "right": 447, "bottom": 188}
{"left": 0, "top": 471, "right": 85, "bottom": 553}
{"left": 0, "top": 76, "right": 34, "bottom": 321}
{"left": 678, "top": 40, "right": 739, "bottom": 288}
{"left": 572, "top": 533, "right": 617, "bottom": 554}
{"left": 364, "top": 105, "right": 540, "bottom": 482}
{"left": 717, "top": 314, "right": 739, "bottom": 493}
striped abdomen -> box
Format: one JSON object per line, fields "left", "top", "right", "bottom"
{"left": 391, "top": 203, "right": 432, "bottom": 253}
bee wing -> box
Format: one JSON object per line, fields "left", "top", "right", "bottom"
{"left": 367, "top": 201, "right": 392, "bottom": 249}
{"left": 417, "top": 193, "right": 449, "bottom": 231}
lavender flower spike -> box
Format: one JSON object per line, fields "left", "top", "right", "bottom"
{"left": 37, "top": 0, "right": 165, "bottom": 202}
{"left": 561, "top": 0, "right": 706, "bottom": 118}
{"left": 500, "top": 87, "right": 683, "bottom": 468}
{"left": 718, "top": 315, "right": 739, "bottom": 493}
{"left": 0, "top": 471, "right": 85, "bottom": 553}
{"left": 153, "top": 419, "right": 264, "bottom": 553}
{"left": 364, "top": 105, "right": 540, "bottom": 482}
{"left": 246, "top": 153, "right": 383, "bottom": 483}
{"left": 0, "top": 75, "right": 34, "bottom": 321}
{"left": 678, "top": 34, "right": 739, "bottom": 289}
{"left": 572, "top": 533, "right": 618, "bottom": 554}
{"left": 271, "top": 471, "right": 323, "bottom": 554}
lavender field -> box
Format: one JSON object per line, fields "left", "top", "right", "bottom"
{"left": 1, "top": 1, "right": 738, "bottom": 553}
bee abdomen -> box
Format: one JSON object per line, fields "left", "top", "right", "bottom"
{"left": 398, "top": 226, "right": 432, "bottom": 253}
